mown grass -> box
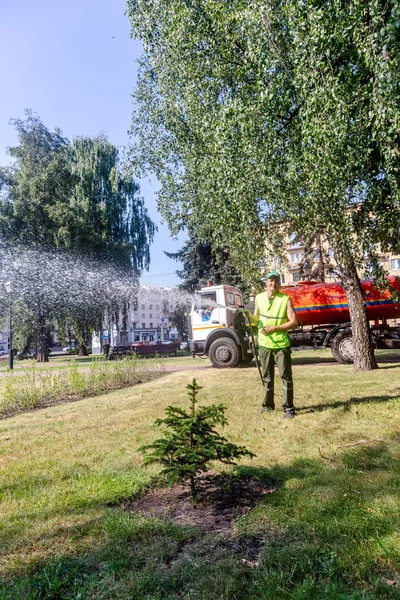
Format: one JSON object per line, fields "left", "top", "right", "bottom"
{"left": 0, "top": 351, "right": 399, "bottom": 599}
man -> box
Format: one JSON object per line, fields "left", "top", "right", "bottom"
{"left": 246, "top": 271, "right": 298, "bottom": 418}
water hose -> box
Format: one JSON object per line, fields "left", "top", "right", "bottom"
{"left": 243, "top": 312, "right": 264, "bottom": 387}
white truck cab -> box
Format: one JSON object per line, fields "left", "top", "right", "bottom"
{"left": 189, "top": 284, "right": 254, "bottom": 368}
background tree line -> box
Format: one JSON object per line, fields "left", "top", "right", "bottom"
{"left": 0, "top": 111, "right": 155, "bottom": 360}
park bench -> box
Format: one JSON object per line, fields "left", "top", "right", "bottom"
{"left": 108, "top": 342, "right": 178, "bottom": 358}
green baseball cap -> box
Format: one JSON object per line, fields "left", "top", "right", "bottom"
{"left": 261, "top": 270, "right": 281, "bottom": 281}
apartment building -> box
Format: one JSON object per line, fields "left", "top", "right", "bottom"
{"left": 280, "top": 233, "right": 400, "bottom": 285}
{"left": 105, "top": 288, "right": 179, "bottom": 346}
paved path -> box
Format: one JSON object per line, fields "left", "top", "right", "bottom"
{"left": 163, "top": 362, "right": 213, "bottom": 372}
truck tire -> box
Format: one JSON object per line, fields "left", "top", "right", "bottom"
{"left": 209, "top": 337, "right": 241, "bottom": 368}
{"left": 331, "top": 330, "right": 354, "bottom": 364}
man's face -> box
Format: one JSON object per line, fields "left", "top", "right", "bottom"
{"left": 265, "top": 276, "right": 280, "bottom": 295}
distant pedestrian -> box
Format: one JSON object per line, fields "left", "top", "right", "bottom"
{"left": 246, "top": 271, "right": 298, "bottom": 418}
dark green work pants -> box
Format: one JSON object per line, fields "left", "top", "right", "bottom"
{"left": 259, "top": 346, "right": 294, "bottom": 411}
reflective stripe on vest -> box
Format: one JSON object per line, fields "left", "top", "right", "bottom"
{"left": 256, "top": 291, "right": 290, "bottom": 349}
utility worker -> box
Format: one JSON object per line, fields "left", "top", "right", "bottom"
{"left": 246, "top": 271, "right": 298, "bottom": 418}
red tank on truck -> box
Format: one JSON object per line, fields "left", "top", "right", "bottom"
{"left": 188, "top": 278, "right": 400, "bottom": 367}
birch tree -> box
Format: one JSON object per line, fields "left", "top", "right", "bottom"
{"left": 128, "top": 0, "right": 400, "bottom": 370}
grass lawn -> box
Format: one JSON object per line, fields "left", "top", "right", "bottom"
{"left": 0, "top": 352, "right": 399, "bottom": 599}
{"left": 0, "top": 351, "right": 195, "bottom": 373}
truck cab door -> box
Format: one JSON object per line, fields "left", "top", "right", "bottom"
{"left": 191, "top": 292, "right": 219, "bottom": 339}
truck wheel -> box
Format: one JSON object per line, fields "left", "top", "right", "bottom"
{"left": 209, "top": 337, "right": 241, "bottom": 368}
{"left": 331, "top": 331, "right": 354, "bottom": 364}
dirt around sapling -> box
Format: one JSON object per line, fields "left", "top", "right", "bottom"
{"left": 122, "top": 472, "right": 276, "bottom": 537}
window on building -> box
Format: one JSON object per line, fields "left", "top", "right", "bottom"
{"left": 132, "top": 322, "right": 136, "bottom": 328}
{"left": 292, "top": 272, "right": 302, "bottom": 282}
{"left": 391, "top": 258, "right": 400, "bottom": 270}
{"left": 290, "top": 251, "right": 304, "bottom": 264}
{"left": 273, "top": 257, "right": 281, "bottom": 269}
{"left": 142, "top": 323, "right": 145, "bottom": 328}
{"left": 150, "top": 322, "right": 153, "bottom": 328}
{"left": 141, "top": 313, "right": 145, "bottom": 318}
{"left": 149, "top": 304, "right": 152, "bottom": 310}
{"left": 149, "top": 313, "right": 152, "bottom": 318}
{"left": 156, "top": 304, "right": 160, "bottom": 310}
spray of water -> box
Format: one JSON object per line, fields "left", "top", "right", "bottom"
{"left": 0, "top": 240, "right": 242, "bottom": 342}
{"left": 0, "top": 242, "right": 138, "bottom": 318}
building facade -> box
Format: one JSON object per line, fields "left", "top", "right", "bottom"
{"left": 104, "top": 288, "right": 179, "bottom": 346}
{"left": 279, "top": 233, "right": 400, "bottom": 286}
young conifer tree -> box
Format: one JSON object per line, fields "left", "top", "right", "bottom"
{"left": 139, "top": 379, "right": 255, "bottom": 505}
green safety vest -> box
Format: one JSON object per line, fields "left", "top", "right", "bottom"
{"left": 256, "top": 291, "right": 291, "bottom": 349}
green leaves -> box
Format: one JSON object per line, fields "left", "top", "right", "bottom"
{"left": 128, "top": 0, "right": 400, "bottom": 369}
{"left": 0, "top": 112, "right": 156, "bottom": 359}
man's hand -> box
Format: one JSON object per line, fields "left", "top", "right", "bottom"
{"left": 262, "top": 325, "right": 277, "bottom": 334}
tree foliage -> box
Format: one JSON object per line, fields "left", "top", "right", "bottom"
{"left": 168, "top": 299, "right": 191, "bottom": 340}
{"left": 165, "top": 228, "right": 246, "bottom": 292}
{"left": 128, "top": 0, "right": 400, "bottom": 370}
{"left": 139, "top": 378, "right": 255, "bottom": 504}
{"left": 0, "top": 112, "right": 155, "bottom": 359}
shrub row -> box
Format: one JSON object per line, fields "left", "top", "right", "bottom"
{"left": 0, "top": 357, "right": 164, "bottom": 417}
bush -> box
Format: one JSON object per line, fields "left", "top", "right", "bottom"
{"left": 0, "top": 356, "right": 163, "bottom": 416}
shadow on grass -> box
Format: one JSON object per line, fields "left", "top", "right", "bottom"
{"left": 1, "top": 441, "right": 400, "bottom": 600}
{"left": 291, "top": 354, "right": 337, "bottom": 365}
{"left": 291, "top": 352, "right": 400, "bottom": 366}
{"left": 242, "top": 353, "right": 400, "bottom": 370}
{"left": 297, "top": 393, "right": 400, "bottom": 413}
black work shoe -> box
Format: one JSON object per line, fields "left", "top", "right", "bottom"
{"left": 259, "top": 407, "right": 275, "bottom": 413}
{"left": 283, "top": 409, "right": 295, "bottom": 419}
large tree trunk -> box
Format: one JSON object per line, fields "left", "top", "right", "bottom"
{"left": 78, "top": 343, "right": 89, "bottom": 356}
{"left": 339, "top": 261, "right": 378, "bottom": 371}
{"left": 36, "top": 314, "right": 50, "bottom": 362}
{"left": 74, "top": 322, "right": 90, "bottom": 356}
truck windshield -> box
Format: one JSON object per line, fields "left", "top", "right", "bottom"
{"left": 200, "top": 292, "right": 217, "bottom": 305}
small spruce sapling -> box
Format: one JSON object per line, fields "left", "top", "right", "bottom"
{"left": 139, "top": 378, "right": 256, "bottom": 505}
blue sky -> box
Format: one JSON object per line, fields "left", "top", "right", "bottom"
{"left": 0, "top": 0, "right": 185, "bottom": 286}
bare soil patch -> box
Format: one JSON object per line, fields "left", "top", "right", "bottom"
{"left": 122, "top": 473, "right": 276, "bottom": 537}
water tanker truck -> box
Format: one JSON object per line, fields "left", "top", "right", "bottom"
{"left": 189, "top": 277, "right": 400, "bottom": 367}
